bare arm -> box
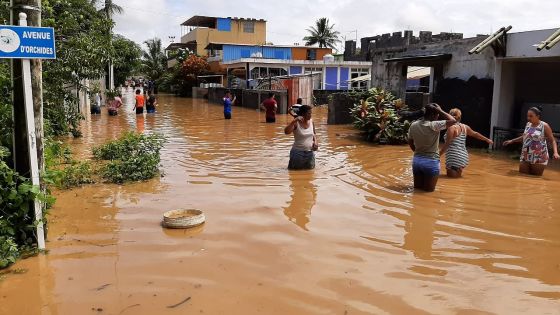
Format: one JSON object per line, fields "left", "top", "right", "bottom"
{"left": 503, "top": 135, "right": 524, "bottom": 146}
{"left": 466, "top": 125, "right": 493, "bottom": 144}
{"left": 284, "top": 118, "right": 300, "bottom": 135}
{"left": 439, "top": 108, "right": 457, "bottom": 128}
{"left": 544, "top": 123, "right": 560, "bottom": 159}
{"left": 408, "top": 138, "right": 416, "bottom": 152}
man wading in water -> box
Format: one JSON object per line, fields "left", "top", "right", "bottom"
{"left": 408, "top": 103, "right": 456, "bottom": 192}
{"left": 260, "top": 92, "right": 278, "bottom": 123}
{"left": 223, "top": 90, "right": 235, "bottom": 119}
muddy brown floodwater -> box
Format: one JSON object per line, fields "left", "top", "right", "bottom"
{"left": 1, "top": 95, "right": 560, "bottom": 315}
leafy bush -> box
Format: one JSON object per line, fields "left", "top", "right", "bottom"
{"left": 46, "top": 162, "right": 95, "bottom": 189}
{"left": 350, "top": 88, "right": 412, "bottom": 144}
{"left": 93, "top": 132, "right": 165, "bottom": 184}
{"left": 0, "top": 146, "right": 50, "bottom": 269}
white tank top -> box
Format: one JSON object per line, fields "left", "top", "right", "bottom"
{"left": 292, "top": 119, "right": 314, "bottom": 151}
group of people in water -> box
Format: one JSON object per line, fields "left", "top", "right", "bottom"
{"left": 223, "top": 90, "right": 559, "bottom": 192}
{"left": 408, "top": 103, "right": 559, "bottom": 192}
{"left": 90, "top": 88, "right": 158, "bottom": 116}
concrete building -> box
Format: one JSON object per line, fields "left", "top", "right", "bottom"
{"left": 179, "top": 15, "right": 267, "bottom": 57}
{"left": 344, "top": 28, "right": 560, "bottom": 143}
{"left": 223, "top": 57, "right": 372, "bottom": 90}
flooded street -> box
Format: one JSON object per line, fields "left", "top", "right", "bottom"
{"left": 1, "top": 95, "right": 560, "bottom": 315}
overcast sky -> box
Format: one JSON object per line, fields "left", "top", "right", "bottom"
{"left": 113, "top": 0, "right": 560, "bottom": 52}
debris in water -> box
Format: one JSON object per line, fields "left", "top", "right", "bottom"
{"left": 93, "top": 283, "right": 111, "bottom": 291}
{"left": 166, "top": 296, "right": 191, "bottom": 308}
{"left": 119, "top": 303, "right": 140, "bottom": 314}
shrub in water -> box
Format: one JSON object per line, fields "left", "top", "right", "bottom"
{"left": 93, "top": 132, "right": 165, "bottom": 184}
{"left": 350, "top": 88, "right": 412, "bottom": 144}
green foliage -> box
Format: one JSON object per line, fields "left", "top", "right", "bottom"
{"left": 303, "top": 17, "right": 341, "bottom": 49}
{"left": 0, "top": 60, "right": 12, "bottom": 149}
{"left": 0, "top": 146, "right": 47, "bottom": 269}
{"left": 47, "top": 161, "right": 95, "bottom": 189}
{"left": 141, "top": 38, "right": 167, "bottom": 83}
{"left": 93, "top": 132, "right": 165, "bottom": 183}
{"left": 112, "top": 34, "right": 142, "bottom": 85}
{"left": 41, "top": 0, "right": 114, "bottom": 137}
{"left": 350, "top": 88, "right": 411, "bottom": 144}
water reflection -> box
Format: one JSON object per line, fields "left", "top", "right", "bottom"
{"left": 283, "top": 170, "right": 317, "bottom": 231}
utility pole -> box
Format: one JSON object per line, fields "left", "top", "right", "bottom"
{"left": 11, "top": 0, "right": 44, "bottom": 174}
{"left": 10, "top": 0, "right": 46, "bottom": 248}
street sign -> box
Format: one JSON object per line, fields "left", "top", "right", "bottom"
{"left": 0, "top": 25, "right": 56, "bottom": 59}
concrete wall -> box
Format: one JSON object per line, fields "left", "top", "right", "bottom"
{"left": 291, "top": 47, "right": 332, "bottom": 61}
{"left": 313, "top": 89, "right": 346, "bottom": 106}
{"left": 328, "top": 93, "right": 355, "bottom": 125}
{"left": 506, "top": 29, "right": 560, "bottom": 58}
{"left": 206, "top": 87, "right": 288, "bottom": 114}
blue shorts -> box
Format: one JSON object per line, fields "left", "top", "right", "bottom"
{"left": 412, "top": 155, "right": 440, "bottom": 177}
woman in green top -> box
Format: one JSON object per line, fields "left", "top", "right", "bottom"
{"left": 407, "top": 104, "right": 456, "bottom": 192}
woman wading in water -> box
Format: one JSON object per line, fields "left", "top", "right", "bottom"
{"left": 284, "top": 105, "right": 318, "bottom": 170}
{"left": 439, "top": 108, "right": 493, "bottom": 177}
{"left": 408, "top": 103, "right": 456, "bottom": 192}
{"left": 503, "top": 107, "right": 559, "bottom": 176}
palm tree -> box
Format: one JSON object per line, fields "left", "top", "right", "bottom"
{"left": 141, "top": 38, "right": 167, "bottom": 82}
{"left": 303, "top": 18, "right": 341, "bottom": 49}
{"left": 99, "top": 0, "right": 123, "bottom": 19}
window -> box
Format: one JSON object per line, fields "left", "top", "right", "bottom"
{"left": 351, "top": 68, "right": 370, "bottom": 90}
{"left": 243, "top": 21, "right": 255, "bottom": 33}
{"left": 306, "top": 49, "right": 317, "bottom": 60}
{"left": 304, "top": 67, "right": 322, "bottom": 74}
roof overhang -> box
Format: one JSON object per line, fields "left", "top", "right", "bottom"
{"left": 181, "top": 16, "right": 216, "bottom": 27}
{"left": 223, "top": 58, "right": 372, "bottom": 68}
{"left": 165, "top": 42, "right": 195, "bottom": 51}
{"left": 384, "top": 54, "right": 452, "bottom": 65}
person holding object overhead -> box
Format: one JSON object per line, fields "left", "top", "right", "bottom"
{"left": 408, "top": 103, "right": 456, "bottom": 192}
{"left": 284, "top": 105, "right": 318, "bottom": 170}
{"left": 439, "top": 108, "right": 494, "bottom": 178}
{"left": 289, "top": 98, "right": 303, "bottom": 118}
{"left": 503, "top": 106, "right": 559, "bottom": 176}
{"left": 260, "top": 92, "right": 278, "bottom": 123}
{"left": 133, "top": 89, "right": 145, "bottom": 114}
{"left": 223, "top": 90, "right": 235, "bottom": 120}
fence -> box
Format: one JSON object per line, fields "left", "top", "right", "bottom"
{"left": 492, "top": 126, "right": 560, "bottom": 151}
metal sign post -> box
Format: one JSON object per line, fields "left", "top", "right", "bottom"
{"left": 19, "top": 12, "right": 44, "bottom": 249}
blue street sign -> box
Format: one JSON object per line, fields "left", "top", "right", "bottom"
{"left": 0, "top": 25, "right": 56, "bottom": 59}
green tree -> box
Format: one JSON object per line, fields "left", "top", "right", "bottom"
{"left": 303, "top": 17, "right": 341, "bottom": 49}
{"left": 141, "top": 38, "right": 167, "bottom": 83}
{"left": 42, "top": 0, "right": 114, "bottom": 136}
{"left": 112, "top": 35, "right": 142, "bottom": 85}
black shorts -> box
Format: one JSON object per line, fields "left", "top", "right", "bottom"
{"left": 266, "top": 117, "right": 276, "bottom": 123}
{"left": 108, "top": 109, "right": 118, "bottom": 116}
{"left": 91, "top": 107, "right": 101, "bottom": 114}
{"left": 136, "top": 107, "right": 144, "bottom": 115}
{"left": 224, "top": 112, "right": 232, "bottom": 119}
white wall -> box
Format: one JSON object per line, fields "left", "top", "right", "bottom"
{"left": 490, "top": 60, "right": 516, "bottom": 136}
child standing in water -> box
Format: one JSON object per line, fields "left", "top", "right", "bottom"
{"left": 503, "top": 106, "right": 559, "bottom": 176}
{"left": 146, "top": 91, "right": 157, "bottom": 113}
{"left": 408, "top": 103, "right": 456, "bottom": 192}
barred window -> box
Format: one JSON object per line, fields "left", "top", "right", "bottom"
{"left": 243, "top": 21, "right": 255, "bottom": 33}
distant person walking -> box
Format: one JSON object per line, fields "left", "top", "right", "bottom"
{"left": 260, "top": 92, "right": 278, "bottom": 123}
{"left": 108, "top": 93, "right": 123, "bottom": 116}
{"left": 503, "top": 106, "right": 559, "bottom": 176}
{"left": 133, "top": 89, "right": 145, "bottom": 115}
{"left": 439, "top": 108, "right": 494, "bottom": 177}
{"left": 223, "top": 90, "right": 235, "bottom": 119}
{"left": 407, "top": 103, "right": 456, "bottom": 192}
{"left": 284, "top": 105, "right": 318, "bottom": 170}
{"left": 91, "top": 92, "right": 101, "bottom": 114}
{"left": 146, "top": 92, "right": 158, "bottom": 113}
{"left": 289, "top": 98, "right": 303, "bottom": 118}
